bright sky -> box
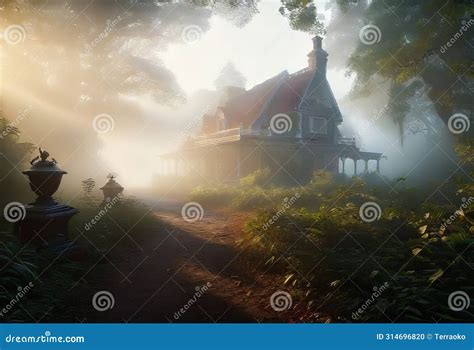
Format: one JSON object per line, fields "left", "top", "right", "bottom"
{"left": 106, "top": 1, "right": 358, "bottom": 187}
{"left": 163, "top": 2, "right": 317, "bottom": 94}
{"left": 162, "top": 0, "right": 353, "bottom": 99}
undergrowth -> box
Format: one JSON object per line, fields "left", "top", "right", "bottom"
{"left": 193, "top": 170, "right": 474, "bottom": 322}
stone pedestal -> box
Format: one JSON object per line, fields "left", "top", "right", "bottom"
{"left": 18, "top": 147, "right": 83, "bottom": 259}
{"left": 17, "top": 201, "right": 80, "bottom": 256}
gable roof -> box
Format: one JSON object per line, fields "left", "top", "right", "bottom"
{"left": 223, "top": 71, "right": 287, "bottom": 129}
{"left": 265, "top": 69, "right": 314, "bottom": 119}
{"left": 221, "top": 66, "right": 343, "bottom": 129}
{"left": 222, "top": 69, "right": 320, "bottom": 128}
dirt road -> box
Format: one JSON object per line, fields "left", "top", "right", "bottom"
{"left": 85, "top": 201, "right": 283, "bottom": 323}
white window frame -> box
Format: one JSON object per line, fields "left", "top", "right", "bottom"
{"left": 310, "top": 117, "right": 327, "bottom": 134}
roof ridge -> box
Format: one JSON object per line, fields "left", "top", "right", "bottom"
{"left": 249, "top": 74, "right": 290, "bottom": 128}
{"left": 290, "top": 67, "right": 311, "bottom": 77}
{"left": 246, "top": 70, "right": 288, "bottom": 92}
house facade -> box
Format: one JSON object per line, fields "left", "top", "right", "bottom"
{"left": 160, "top": 37, "right": 382, "bottom": 184}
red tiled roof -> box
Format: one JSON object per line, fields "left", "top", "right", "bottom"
{"left": 223, "top": 69, "right": 314, "bottom": 128}
{"left": 265, "top": 69, "right": 313, "bottom": 118}
{"left": 223, "top": 71, "right": 287, "bottom": 128}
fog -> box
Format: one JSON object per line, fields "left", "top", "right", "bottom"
{"left": 1, "top": 0, "right": 456, "bottom": 193}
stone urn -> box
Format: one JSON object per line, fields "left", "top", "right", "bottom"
{"left": 23, "top": 148, "right": 67, "bottom": 205}
{"left": 18, "top": 148, "right": 81, "bottom": 257}
{"left": 100, "top": 173, "right": 124, "bottom": 202}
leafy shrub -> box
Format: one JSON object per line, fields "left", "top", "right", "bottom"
{"left": 0, "top": 231, "right": 89, "bottom": 322}
{"left": 0, "top": 195, "right": 157, "bottom": 322}
{"left": 191, "top": 185, "right": 239, "bottom": 208}
{"left": 239, "top": 180, "right": 474, "bottom": 322}
{"left": 240, "top": 168, "right": 272, "bottom": 187}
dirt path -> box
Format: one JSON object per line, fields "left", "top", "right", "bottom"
{"left": 86, "top": 200, "right": 283, "bottom": 323}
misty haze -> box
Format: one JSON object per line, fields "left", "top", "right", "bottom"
{"left": 0, "top": 0, "right": 472, "bottom": 325}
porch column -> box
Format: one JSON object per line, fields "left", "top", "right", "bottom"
{"left": 364, "top": 159, "right": 369, "bottom": 173}
{"left": 376, "top": 159, "right": 380, "bottom": 173}
{"left": 341, "top": 157, "right": 346, "bottom": 174}
{"left": 354, "top": 159, "right": 357, "bottom": 175}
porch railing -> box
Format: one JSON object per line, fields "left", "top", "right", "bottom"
{"left": 338, "top": 137, "right": 357, "bottom": 146}
{"left": 188, "top": 128, "right": 358, "bottom": 147}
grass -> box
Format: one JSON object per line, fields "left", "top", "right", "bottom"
{"left": 70, "top": 195, "right": 156, "bottom": 252}
{"left": 0, "top": 195, "right": 158, "bottom": 322}
{"left": 191, "top": 170, "right": 474, "bottom": 322}
{"left": 0, "top": 230, "right": 89, "bottom": 322}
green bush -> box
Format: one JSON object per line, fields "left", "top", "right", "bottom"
{"left": 239, "top": 180, "right": 474, "bottom": 322}
{"left": 240, "top": 168, "right": 272, "bottom": 187}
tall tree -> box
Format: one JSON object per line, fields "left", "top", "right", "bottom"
{"left": 343, "top": 0, "right": 473, "bottom": 133}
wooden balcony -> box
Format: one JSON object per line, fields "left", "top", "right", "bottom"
{"left": 186, "top": 127, "right": 274, "bottom": 147}
{"left": 186, "top": 128, "right": 359, "bottom": 148}
{"left": 187, "top": 128, "right": 242, "bottom": 147}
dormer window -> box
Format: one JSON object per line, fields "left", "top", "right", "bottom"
{"left": 310, "top": 117, "right": 327, "bottom": 134}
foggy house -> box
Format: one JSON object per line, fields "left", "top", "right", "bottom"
{"left": 160, "top": 37, "right": 382, "bottom": 184}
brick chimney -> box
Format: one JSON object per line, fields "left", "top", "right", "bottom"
{"left": 307, "top": 36, "right": 328, "bottom": 75}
